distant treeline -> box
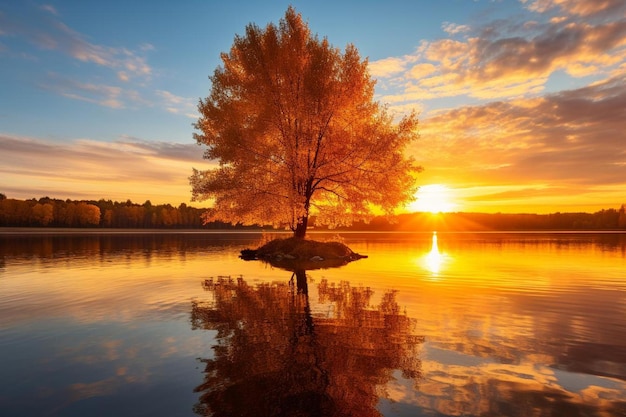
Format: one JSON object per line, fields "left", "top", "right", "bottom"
{"left": 1, "top": 194, "right": 625, "bottom": 230}
{"left": 337, "top": 208, "right": 626, "bottom": 232}
{"left": 0, "top": 195, "right": 252, "bottom": 229}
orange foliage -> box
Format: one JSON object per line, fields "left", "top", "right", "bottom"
{"left": 191, "top": 7, "right": 421, "bottom": 238}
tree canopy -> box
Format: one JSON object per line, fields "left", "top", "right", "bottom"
{"left": 191, "top": 7, "right": 421, "bottom": 238}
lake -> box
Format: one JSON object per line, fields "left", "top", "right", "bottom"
{"left": 1, "top": 230, "right": 625, "bottom": 416}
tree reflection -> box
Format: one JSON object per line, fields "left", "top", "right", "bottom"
{"left": 190, "top": 273, "right": 424, "bottom": 417}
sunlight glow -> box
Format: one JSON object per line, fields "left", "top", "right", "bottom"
{"left": 424, "top": 232, "right": 445, "bottom": 275}
{"left": 410, "top": 184, "right": 456, "bottom": 213}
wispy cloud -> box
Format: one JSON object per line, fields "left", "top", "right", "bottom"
{"left": 0, "top": 3, "right": 166, "bottom": 112}
{"left": 0, "top": 5, "right": 200, "bottom": 117}
{"left": 0, "top": 5, "right": 153, "bottom": 81}
{"left": 40, "top": 74, "right": 128, "bottom": 109}
{"left": 156, "top": 90, "right": 198, "bottom": 119}
{"left": 442, "top": 22, "right": 470, "bottom": 35}
{"left": 522, "top": 0, "right": 626, "bottom": 19}
{"left": 0, "top": 134, "right": 214, "bottom": 204}
{"left": 39, "top": 4, "right": 59, "bottom": 16}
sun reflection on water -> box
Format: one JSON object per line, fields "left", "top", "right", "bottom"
{"left": 423, "top": 231, "right": 449, "bottom": 278}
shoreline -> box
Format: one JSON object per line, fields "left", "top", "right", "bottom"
{"left": 1, "top": 227, "right": 625, "bottom": 235}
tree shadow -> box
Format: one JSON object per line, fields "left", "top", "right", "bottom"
{"left": 190, "top": 273, "right": 424, "bottom": 417}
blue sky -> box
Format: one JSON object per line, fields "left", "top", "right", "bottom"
{"left": 1, "top": 0, "right": 625, "bottom": 212}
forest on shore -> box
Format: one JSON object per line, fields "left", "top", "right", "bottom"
{"left": 1, "top": 194, "right": 625, "bottom": 231}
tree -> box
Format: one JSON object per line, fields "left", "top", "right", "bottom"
{"left": 75, "top": 202, "right": 101, "bottom": 226}
{"left": 31, "top": 202, "right": 54, "bottom": 226}
{"left": 191, "top": 7, "right": 421, "bottom": 238}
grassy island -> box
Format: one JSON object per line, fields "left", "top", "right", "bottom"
{"left": 240, "top": 237, "right": 367, "bottom": 270}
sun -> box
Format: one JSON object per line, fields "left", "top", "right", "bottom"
{"left": 409, "top": 184, "right": 456, "bottom": 213}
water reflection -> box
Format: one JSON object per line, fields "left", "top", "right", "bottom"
{"left": 2, "top": 231, "right": 625, "bottom": 416}
{"left": 422, "top": 231, "right": 449, "bottom": 277}
{"left": 393, "top": 350, "right": 626, "bottom": 417}
{"left": 0, "top": 231, "right": 263, "bottom": 261}
{"left": 191, "top": 274, "right": 424, "bottom": 417}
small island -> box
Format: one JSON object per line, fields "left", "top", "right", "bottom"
{"left": 240, "top": 237, "right": 367, "bottom": 270}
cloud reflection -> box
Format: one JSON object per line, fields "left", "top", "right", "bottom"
{"left": 384, "top": 345, "right": 626, "bottom": 417}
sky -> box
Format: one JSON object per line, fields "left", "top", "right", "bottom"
{"left": 1, "top": 0, "right": 625, "bottom": 214}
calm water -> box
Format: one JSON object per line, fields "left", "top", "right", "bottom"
{"left": 1, "top": 230, "right": 625, "bottom": 417}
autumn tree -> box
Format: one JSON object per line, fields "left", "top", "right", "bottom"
{"left": 191, "top": 7, "right": 420, "bottom": 238}
{"left": 31, "top": 202, "right": 54, "bottom": 226}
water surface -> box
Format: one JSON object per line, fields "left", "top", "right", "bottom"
{"left": 1, "top": 230, "right": 625, "bottom": 416}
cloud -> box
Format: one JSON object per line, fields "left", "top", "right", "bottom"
{"left": 1, "top": 5, "right": 196, "bottom": 116}
{"left": 412, "top": 74, "right": 626, "bottom": 210}
{"left": 373, "top": 3, "right": 625, "bottom": 207}
{"left": 156, "top": 90, "right": 198, "bottom": 119}
{"left": 371, "top": 2, "right": 626, "bottom": 105}
{"left": 39, "top": 74, "right": 143, "bottom": 109}
{"left": 0, "top": 4, "right": 152, "bottom": 81}
{"left": 409, "top": 63, "right": 437, "bottom": 79}
{"left": 39, "top": 4, "right": 59, "bottom": 16}
{"left": 442, "top": 22, "right": 470, "bottom": 35}
{"left": 369, "top": 56, "right": 415, "bottom": 78}
{"left": 37, "top": 75, "right": 198, "bottom": 115}
{"left": 139, "top": 43, "right": 155, "bottom": 52}
{"left": 58, "top": 84, "right": 121, "bottom": 108}
{"left": 0, "top": 3, "right": 169, "bottom": 113}
{"left": 522, "top": 0, "right": 626, "bottom": 19}
{"left": 115, "top": 135, "right": 206, "bottom": 161}
{"left": 0, "top": 134, "right": 214, "bottom": 204}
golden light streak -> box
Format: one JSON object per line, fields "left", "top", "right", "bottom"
{"left": 424, "top": 232, "right": 443, "bottom": 275}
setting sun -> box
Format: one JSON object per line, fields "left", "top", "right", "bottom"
{"left": 409, "top": 184, "right": 456, "bottom": 213}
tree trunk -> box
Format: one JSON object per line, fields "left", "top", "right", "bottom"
{"left": 294, "top": 216, "right": 308, "bottom": 239}
{"left": 294, "top": 188, "right": 312, "bottom": 239}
